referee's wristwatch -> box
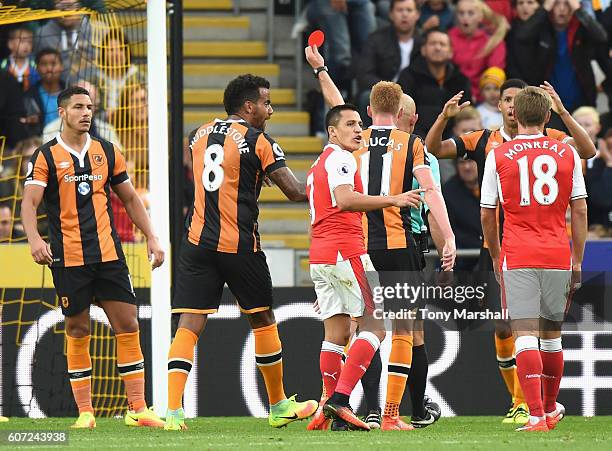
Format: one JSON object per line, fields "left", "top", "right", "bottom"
{"left": 313, "top": 66, "right": 328, "bottom": 78}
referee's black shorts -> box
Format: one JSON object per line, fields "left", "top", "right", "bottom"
{"left": 172, "top": 239, "right": 274, "bottom": 315}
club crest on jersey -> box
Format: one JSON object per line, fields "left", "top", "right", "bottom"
{"left": 338, "top": 164, "right": 350, "bottom": 176}
{"left": 78, "top": 181, "right": 91, "bottom": 195}
{"left": 93, "top": 154, "right": 104, "bottom": 166}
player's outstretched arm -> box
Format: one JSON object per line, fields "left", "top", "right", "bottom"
{"left": 333, "top": 184, "right": 423, "bottom": 212}
{"left": 540, "top": 81, "right": 596, "bottom": 159}
{"left": 305, "top": 45, "right": 345, "bottom": 108}
{"left": 268, "top": 166, "right": 307, "bottom": 201}
{"left": 112, "top": 181, "right": 165, "bottom": 269}
{"left": 425, "top": 91, "right": 470, "bottom": 159}
{"left": 21, "top": 185, "right": 53, "bottom": 265}
{"left": 570, "top": 198, "right": 588, "bottom": 291}
{"left": 414, "top": 168, "right": 456, "bottom": 270}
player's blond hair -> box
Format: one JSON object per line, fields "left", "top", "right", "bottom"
{"left": 370, "top": 81, "right": 403, "bottom": 115}
{"left": 399, "top": 94, "right": 416, "bottom": 117}
{"left": 514, "top": 87, "right": 552, "bottom": 127}
{"left": 572, "top": 106, "right": 600, "bottom": 125}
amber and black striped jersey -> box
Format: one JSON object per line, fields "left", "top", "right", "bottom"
{"left": 452, "top": 126, "right": 570, "bottom": 185}
{"left": 353, "top": 126, "right": 428, "bottom": 251}
{"left": 25, "top": 134, "right": 129, "bottom": 267}
{"left": 186, "top": 119, "right": 287, "bottom": 253}
{"left": 452, "top": 126, "right": 570, "bottom": 249}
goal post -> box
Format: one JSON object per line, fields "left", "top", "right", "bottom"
{"left": 146, "top": 0, "right": 171, "bottom": 414}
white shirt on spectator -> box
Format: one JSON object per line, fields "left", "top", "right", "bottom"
{"left": 395, "top": 39, "right": 414, "bottom": 81}
{"left": 477, "top": 103, "right": 503, "bottom": 129}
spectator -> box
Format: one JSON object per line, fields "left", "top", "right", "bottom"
{"left": 34, "top": 0, "right": 93, "bottom": 79}
{"left": 95, "top": 30, "right": 141, "bottom": 113}
{"left": 356, "top": 0, "right": 420, "bottom": 125}
{"left": 448, "top": 0, "right": 507, "bottom": 101}
{"left": 23, "top": 48, "right": 65, "bottom": 136}
{"left": 42, "top": 79, "right": 121, "bottom": 145}
{"left": 442, "top": 159, "right": 481, "bottom": 268}
{"left": 110, "top": 159, "right": 137, "bottom": 242}
{"left": 506, "top": 0, "right": 545, "bottom": 85}
{"left": 438, "top": 105, "right": 483, "bottom": 183}
{"left": 0, "top": 203, "right": 25, "bottom": 242}
{"left": 485, "top": 0, "right": 514, "bottom": 22}
{"left": 116, "top": 83, "right": 148, "bottom": 188}
{"left": 307, "top": 0, "right": 376, "bottom": 88}
{"left": 476, "top": 66, "right": 504, "bottom": 128}
{"left": 1, "top": 26, "right": 40, "bottom": 92}
{"left": 585, "top": 128, "right": 612, "bottom": 236}
{"left": 419, "top": 0, "right": 455, "bottom": 31}
{"left": 572, "top": 106, "right": 602, "bottom": 147}
{"left": 398, "top": 28, "right": 471, "bottom": 140}
{"left": 515, "top": 0, "right": 608, "bottom": 114}
{"left": 0, "top": 137, "right": 42, "bottom": 201}
{"left": 0, "top": 70, "right": 28, "bottom": 148}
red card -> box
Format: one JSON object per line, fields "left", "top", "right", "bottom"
{"left": 308, "top": 30, "right": 325, "bottom": 48}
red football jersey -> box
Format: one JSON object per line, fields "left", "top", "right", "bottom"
{"left": 480, "top": 134, "right": 587, "bottom": 269}
{"left": 307, "top": 144, "right": 366, "bottom": 264}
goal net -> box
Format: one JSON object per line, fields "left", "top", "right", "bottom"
{"left": 0, "top": 0, "right": 155, "bottom": 418}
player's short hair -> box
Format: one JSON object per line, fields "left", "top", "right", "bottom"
{"left": 223, "top": 74, "right": 270, "bottom": 115}
{"left": 500, "top": 78, "right": 527, "bottom": 97}
{"left": 390, "top": 0, "right": 420, "bottom": 11}
{"left": 325, "top": 104, "right": 359, "bottom": 130}
{"left": 35, "top": 47, "right": 62, "bottom": 65}
{"left": 58, "top": 86, "right": 91, "bottom": 108}
{"left": 370, "top": 81, "right": 403, "bottom": 115}
{"left": 454, "top": 105, "right": 481, "bottom": 123}
{"left": 513, "top": 86, "right": 551, "bottom": 127}
{"left": 572, "top": 106, "right": 600, "bottom": 125}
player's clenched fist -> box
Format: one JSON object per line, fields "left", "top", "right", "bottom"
{"left": 29, "top": 236, "right": 53, "bottom": 265}
{"left": 392, "top": 188, "right": 424, "bottom": 209}
{"left": 146, "top": 235, "right": 165, "bottom": 269}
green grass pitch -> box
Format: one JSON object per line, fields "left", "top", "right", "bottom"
{"left": 1, "top": 416, "right": 611, "bottom": 450}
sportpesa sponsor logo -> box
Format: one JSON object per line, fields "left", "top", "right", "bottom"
{"left": 64, "top": 174, "right": 102, "bottom": 183}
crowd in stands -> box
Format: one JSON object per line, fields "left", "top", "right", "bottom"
{"left": 303, "top": 0, "right": 612, "bottom": 244}
{"left": 0, "top": 0, "right": 611, "bottom": 248}
{"left": 0, "top": 0, "right": 148, "bottom": 243}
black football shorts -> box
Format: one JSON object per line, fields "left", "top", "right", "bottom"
{"left": 51, "top": 259, "right": 136, "bottom": 317}
{"left": 172, "top": 239, "right": 274, "bottom": 315}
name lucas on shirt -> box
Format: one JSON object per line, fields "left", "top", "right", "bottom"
{"left": 361, "top": 136, "right": 404, "bottom": 152}
{"left": 503, "top": 139, "right": 568, "bottom": 160}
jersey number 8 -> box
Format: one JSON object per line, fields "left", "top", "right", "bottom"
{"left": 517, "top": 154, "right": 559, "bottom": 206}
{"left": 203, "top": 144, "right": 225, "bottom": 192}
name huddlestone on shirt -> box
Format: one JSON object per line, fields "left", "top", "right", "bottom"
{"left": 190, "top": 123, "right": 250, "bottom": 154}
